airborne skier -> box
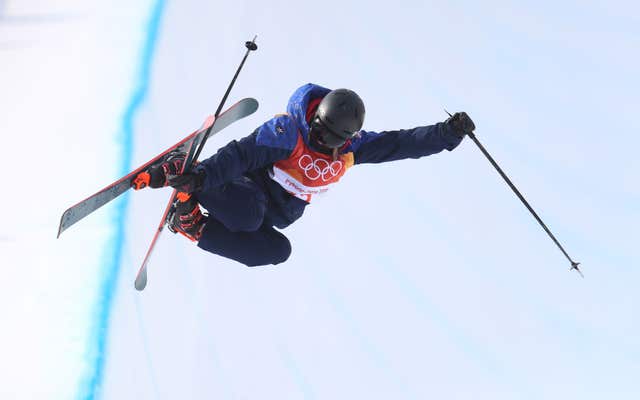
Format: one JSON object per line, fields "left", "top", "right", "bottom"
{"left": 134, "top": 83, "right": 475, "bottom": 266}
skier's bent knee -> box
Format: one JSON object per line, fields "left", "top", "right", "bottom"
{"left": 244, "top": 240, "right": 291, "bottom": 267}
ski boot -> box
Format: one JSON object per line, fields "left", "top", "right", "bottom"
{"left": 132, "top": 151, "right": 186, "bottom": 190}
{"left": 167, "top": 192, "right": 207, "bottom": 242}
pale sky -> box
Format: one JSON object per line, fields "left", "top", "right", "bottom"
{"left": 1, "top": 0, "right": 638, "bottom": 399}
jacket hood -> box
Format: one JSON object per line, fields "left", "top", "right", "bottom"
{"left": 286, "top": 83, "right": 331, "bottom": 140}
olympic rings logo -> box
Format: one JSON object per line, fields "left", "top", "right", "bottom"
{"left": 298, "top": 154, "right": 343, "bottom": 182}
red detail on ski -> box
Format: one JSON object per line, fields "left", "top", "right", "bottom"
{"left": 132, "top": 171, "right": 151, "bottom": 190}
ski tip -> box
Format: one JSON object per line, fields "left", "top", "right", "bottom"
{"left": 244, "top": 97, "right": 259, "bottom": 112}
{"left": 57, "top": 211, "right": 69, "bottom": 238}
{"left": 134, "top": 269, "right": 148, "bottom": 291}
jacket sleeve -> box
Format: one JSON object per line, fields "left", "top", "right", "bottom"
{"left": 195, "top": 115, "right": 297, "bottom": 191}
{"left": 350, "top": 122, "right": 463, "bottom": 165}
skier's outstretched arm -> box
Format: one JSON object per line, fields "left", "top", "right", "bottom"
{"left": 350, "top": 112, "right": 474, "bottom": 165}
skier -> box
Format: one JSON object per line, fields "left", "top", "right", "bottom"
{"left": 134, "top": 83, "right": 475, "bottom": 267}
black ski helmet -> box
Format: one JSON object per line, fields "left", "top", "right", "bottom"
{"left": 311, "top": 88, "right": 365, "bottom": 148}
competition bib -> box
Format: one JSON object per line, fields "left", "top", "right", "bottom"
{"left": 270, "top": 135, "right": 354, "bottom": 202}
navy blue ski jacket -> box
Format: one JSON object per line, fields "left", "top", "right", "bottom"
{"left": 195, "top": 83, "right": 463, "bottom": 228}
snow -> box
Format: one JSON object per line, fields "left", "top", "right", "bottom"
{"left": 0, "top": 1, "right": 154, "bottom": 398}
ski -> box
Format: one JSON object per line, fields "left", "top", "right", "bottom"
{"left": 57, "top": 97, "right": 258, "bottom": 237}
{"left": 133, "top": 189, "right": 178, "bottom": 291}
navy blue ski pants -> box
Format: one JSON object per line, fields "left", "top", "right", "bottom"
{"left": 195, "top": 177, "right": 292, "bottom": 266}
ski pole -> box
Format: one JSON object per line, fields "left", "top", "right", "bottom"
{"left": 447, "top": 111, "right": 582, "bottom": 277}
{"left": 189, "top": 35, "right": 258, "bottom": 167}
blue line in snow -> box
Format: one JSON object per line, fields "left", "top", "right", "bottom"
{"left": 77, "top": 1, "right": 166, "bottom": 399}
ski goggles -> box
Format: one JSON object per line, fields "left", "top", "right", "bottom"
{"left": 310, "top": 117, "right": 354, "bottom": 149}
